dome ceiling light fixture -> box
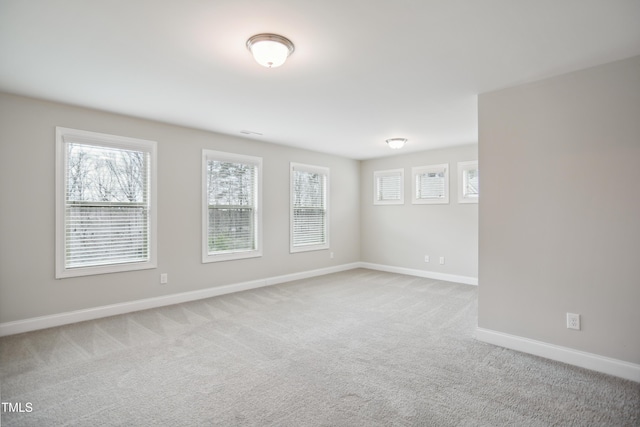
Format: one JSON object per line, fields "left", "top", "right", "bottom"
{"left": 246, "top": 33, "right": 295, "bottom": 68}
{"left": 386, "top": 138, "right": 407, "bottom": 149}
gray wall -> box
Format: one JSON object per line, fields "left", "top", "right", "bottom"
{"left": 478, "top": 55, "right": 640, "bottom": 364}
{"left": 360, "top": 146, "right": 478, "bottom": 279}
{"left": 0, "top": 93, "right": 360, "bottom": 323}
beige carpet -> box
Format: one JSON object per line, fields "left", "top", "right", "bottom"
{"left": 1, "top": 269, "right": 638, "bottom": 426}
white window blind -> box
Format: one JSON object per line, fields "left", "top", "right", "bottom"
{"left": 56, "top": 127, "right": 157, "bottom": 278}
{"left": 418, "top": 172, "right": 445, "bottom": 198}
{"left": 290, "top": 163, "right": 329, "bottom": 252}
{"left": 412, "top": 164, "right": 449, "bottom": 204}
{"left": 374, "top": 169, "right": 404, "bottom": 205}
{"left": 458, "top": 160, "right": 479, "bottom": 203}
{"left": 202, "top": 150, "right": 262, "bottom": 262}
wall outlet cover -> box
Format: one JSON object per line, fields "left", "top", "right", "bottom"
{"left": 567, "top": 313, "right": 580, "bottom": 330}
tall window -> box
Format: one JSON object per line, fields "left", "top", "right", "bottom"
{"left": 290, "top": 163, "right": 329, "bottom": 253}
{"left": 374, "top": 169, "right": 404, "bottom": 205}
{"left": 458, "top": 160, "right": 479, "bottom": 203}
{"left": 56, "top": 127, "right": 157, "bottom": 278}
{"left": 202, "top": 150, "right": 262, "bottom": 262}
{"left": 412, "top": 164, "right": 449, "bottom": 204}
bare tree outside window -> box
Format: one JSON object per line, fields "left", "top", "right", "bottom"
{"left": 292, "top": 170, "right": 325, "bottom": 246}
{"left": 291, "top": 165, "right": 328, "bottom": 250}
{"left": 65, "top": 143, "right": 150, "bottom": 268}
{"left": 207, "top": 160, "right": 256, "bottom": 253}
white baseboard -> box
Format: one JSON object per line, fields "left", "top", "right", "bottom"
{"left": 0, "top": 263, "right": 360, "bottom": 337}
{"left": 358, "top": 262, "right": 478, "bottom": 286}
{"left": 475, "top": 327, "right": 640, "bottom": 383}
{"left": 11, "top": 264, "right": 631, "bottom": 384}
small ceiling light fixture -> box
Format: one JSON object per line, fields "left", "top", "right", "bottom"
{"left": 246, "top": 33, "right": 295, "bottom": 68}
{"left": 386, "top": 138, "right": 407, "bottom": 149}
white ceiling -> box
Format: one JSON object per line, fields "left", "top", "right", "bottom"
{"left": 1, "top": 1, "right": 639, "bottom": 159}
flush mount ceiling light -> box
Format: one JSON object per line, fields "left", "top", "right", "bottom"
{"left": 386, "top": 138, "right": 407, "bottom": 149}
{"left": 246, "top": 33, "right": 295, "bottom": 68}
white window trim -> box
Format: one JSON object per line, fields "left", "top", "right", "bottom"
{"left": 412, "top": 163, "right": 449, "bottom": 204}
{"left": 202, "top": 150, "right": 263, "bottom": 263}
{"left": 55, "top": 127, "right": 157, "bottom": 278}
{"left": 290, "top": 162, "right": 330, "bottom": 253}
{"left": 458, "top": 160, "right": 479, "bottom": 204}
{"left": 373, "top": 168, "right": 404, "bottom": 205}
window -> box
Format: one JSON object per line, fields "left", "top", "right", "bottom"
{"left": 412, "top": 164, "right": 449, "bottom": 204}
{"left": 290, "top": 163, "right": 329, "bottom": 253}
{"left": 458, "top": 161, "right": 479, "bottom": 203}
{"left": 55, "top": 127, "right": 157, "bottom": 278}
{"left": 202, "top": 150, "right": 262, "bottom": 263}
{"left": 374, "top": 169, "right": 404, "bottom": 205}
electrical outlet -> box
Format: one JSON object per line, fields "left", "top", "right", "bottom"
{"left": 330, "top": 252, "right": 334, "bottom": 259}
{"left": 567, "top": 313, "right": 580, "bottom": 330}
{"left": 424, "top": 255, "right": 430, "bottom": 263}
{"left": 439, "top": 256, "right": 445, "bottom": 265}
{"left": 160, "top": 273, "right": 168, "bottom": 285}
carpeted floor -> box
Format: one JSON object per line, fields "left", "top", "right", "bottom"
{"left": 1, "top": 269, "right": 638, "bottom": 426}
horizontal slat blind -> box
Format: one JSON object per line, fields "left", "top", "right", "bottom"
{"left": 378, "top": 174, "right": 402, "bottom": 201}
{"left": 64, "top": 143, "right": 150, "bottom": 268}
{"left": 416, "top": 170, "right": 446, "bottom": 199}
{"left": 292, "top": 165, "right": 327, "bottom": 248}
{"left": 207, "top": 159, "right": 257, "bottom": 254}
{"left": 464, "top": 168, "right": 479, "bottom": 197}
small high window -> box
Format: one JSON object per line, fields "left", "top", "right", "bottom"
{"left": 374, "top": 169, "right": 404, "bottom": 205}
{"left": 458, "top": 161, "right": 479, "bottom": 203}
{"left": 412, "top": 164, "right": 449, "bottom": 204}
